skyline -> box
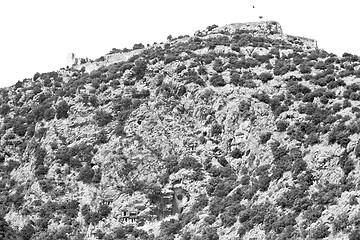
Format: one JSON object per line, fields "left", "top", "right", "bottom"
{"left": 1, "top": 0, "right": 359, "bottom": 88}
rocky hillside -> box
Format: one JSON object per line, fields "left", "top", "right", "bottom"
{"left": 1, "top": 21, "right": 360, "bottom": 240}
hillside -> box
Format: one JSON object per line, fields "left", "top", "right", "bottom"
{"left": 1, "top": 21, "right": 360, "bottom": 240}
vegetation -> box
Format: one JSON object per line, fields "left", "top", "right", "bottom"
{"left": 1, "top": 21, "right": 360, "bottom": 240}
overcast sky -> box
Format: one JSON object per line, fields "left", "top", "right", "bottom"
{"left": 0, "top": 0, "right": 359, "bottom": 88}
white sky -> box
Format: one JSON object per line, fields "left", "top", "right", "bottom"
{"left": 0, "top": 0, "right": 359, "bottom": 88}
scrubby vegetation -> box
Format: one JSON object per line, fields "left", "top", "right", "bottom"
{"left": 1, "top": 21, "right": 360, "bottom": 240}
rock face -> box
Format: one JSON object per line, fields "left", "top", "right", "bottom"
{"left": 2, "top": 21, "right": 360, "bottom": 239}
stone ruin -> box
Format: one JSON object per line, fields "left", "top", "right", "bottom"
{"left": 66, "top": 53, "right": 90, "bottom": 67}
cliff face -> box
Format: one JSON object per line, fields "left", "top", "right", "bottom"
{"left": 1, "top": 21, "right": 360, "bottom": 240}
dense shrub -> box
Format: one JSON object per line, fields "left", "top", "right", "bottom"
{"left": 311, "top": 223, "right": 330, "bottom": 239}
{"left": 253, "top": 92, "right": 270, "bottom": 104}
{"left": 276, "top": 120, "right": 289, "bottom": 132}
{"left": 230, "top": 72, "right": 244, "bottom": 86}
{"left": 299, "top": 63, "right": 312, "bottom": 74}
{"left": 175, "top": 64, "right": 186, "bottom": 74}
{"left": 19, "top": 222, "right": 36, "bottom": 240}
{"left": 210, "top": 74, "right": 226, "bottom": 87}
{"left": 179, "top": 156, "right": 202, "bottom": 171}
{"left": 211, "top": 123, "right": 222, "bottom": 136}
{"left": 56, "top": 100, "right": 70, "bottom": 119}
{"left": 202, "top": 227, "right": 219, "bottom": 240}
{"left": 332, "top": 213, "right": 349, "bottom": 233}
{"left": 274, "top": 60, "right": 292, "bottom": 76}
{"left": 0, "top": 104, "right": 10, "bottom": 116}
{"left": 164, "top": 54, "right": 178, "bottom": 64}
{"left": 349, "top": 228, "right": 360, "bottom": 240}
{"left": 258, "top": 72, "right": 274, "bottom": 83}
{"left": 159, "top": 219, "right": 181, "bottom": 237}
{"left": 133, "top": 43, "right": 144, "bottom": 50}
{"left": 12, "top": 117, "right": 27, "bottom": 137}
{"left": 198, "top": 66, "right": 207, "bottom": 75}
{"left": 230, "top": 148, "right": 244, "bottom": 158}
{"left": 213, "top": 58, "right": 224, "bottom": 73}
{"left": 220, "top": 212, "right": 237, "bottom": 227}
{"left": 44, "top": 107, "right": 56, "bottom": 121}
{"left": 94, "top": 110, "right": 113, "bottom": 127}
{"left": 78, "top": 165, "right": 95, "bottom": 184}
{"left": 95, "top": 130, "right": 109, "bottom": 144}
{"left": 132, "top": 59, "right": 147, "bottom": 80}
{"left": 98, "top": 204, "right": 112, "bottom": 218}
{"left": 273, "top": 104, "right": 289, "bottom": 117}
{"left": 259, "top": 132, "right": 272, "bottom": 144}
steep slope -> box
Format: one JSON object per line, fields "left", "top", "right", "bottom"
{"left": 1, "top": 21, "right": 360, "bottom": 240}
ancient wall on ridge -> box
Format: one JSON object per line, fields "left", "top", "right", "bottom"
{"left": 213, "top": 21, "right": 283, "bottom": 35}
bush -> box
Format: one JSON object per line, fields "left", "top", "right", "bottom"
{"left": 191, "top": 194, "right": 209, "bottom": 212}
{"left": 19, "top": 223, "right": 36, "bottom": 240}
{"left": 95, "top": 130, "right": 109, "bottom": 144}
{"left": 210, "top": 74, "right": 226, "bottom": 87}
{"left": 78, "top": 165, "right": 95, "bottom": 184}
{"left": 164, "top": 54, "right": 177, "bottom": 64}
{"left": 349, "top": 228, "right": 360, "bottom": 240}
{"left": 253, "top": 92, "right": 270, "bottom": 103}
{"left": 332, "top": 213, "right": 349, "bottom": 233}
{"left": 211, "top": 123, "right": 222, "bottom": 136}
{"left": 56, "top": 100, "right": 70, "bottom": 119}
{"left": 0, "top": 104, "right": 10, "bottom": 116}
{"left": 198, "top": 66, "right": 207, "bottom": 75}
{"left": 274, "top": 60, "right": 291, "bottom": 76}
{"left": 355, "top": 144, "right": 360, "bottom": 157}
{"left": 202, "top": 227, "right": 219, "bottom": 240}
{"left": 220, "top": 213, "right": 237, "bottom": 227}
{"left": 311, "top": 223, "right": 330, "bottom": 239}
{"left": 299, "top": 64, "right": 312, "bottom": 74}
{"left": 98, "top": 204, "right": 112, "bottom": 218}
{"left": 160, "top": 219, "right": 181, "bottom": 237}
{"left": 175, "top": 64, "right": 186, "bottom": 74}
{"left": 259, "top": 132, "right": 272, "bottom": 144}
{"left": 258, "top": 72, "right": 274, "bottom": 83}
{"left": 230, "top": 71, "right": 244, "bottom": 86}
{"left": 132, "top": 59, "right": 147, "bottom": 80}
{"left": 179, "top": 156, "right": 202, "bottom": 171}
{"left": 44, "top": 107, "right": 56, "bottom": 121}
{"left": 230, "top": 148, "right": 244, "bottom": 158}
{"left": 12, "top": 117, "right": 27, "bottom": 137}
{"left": 94, "top": 110, "right": 113, "bottom": 127}
{"left": 276, "top": 120, "right": 289, "bottom": 132}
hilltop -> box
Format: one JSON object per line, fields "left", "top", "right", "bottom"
{"left": 1, "top": 21, "right": 360, "bottom": 240}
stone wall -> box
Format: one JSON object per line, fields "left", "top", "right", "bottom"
{"left": 285, "top": 34, "right": 318, "bottom": 49}
{"left": 213, "top": 21, "right": 283, "bottom": 35}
